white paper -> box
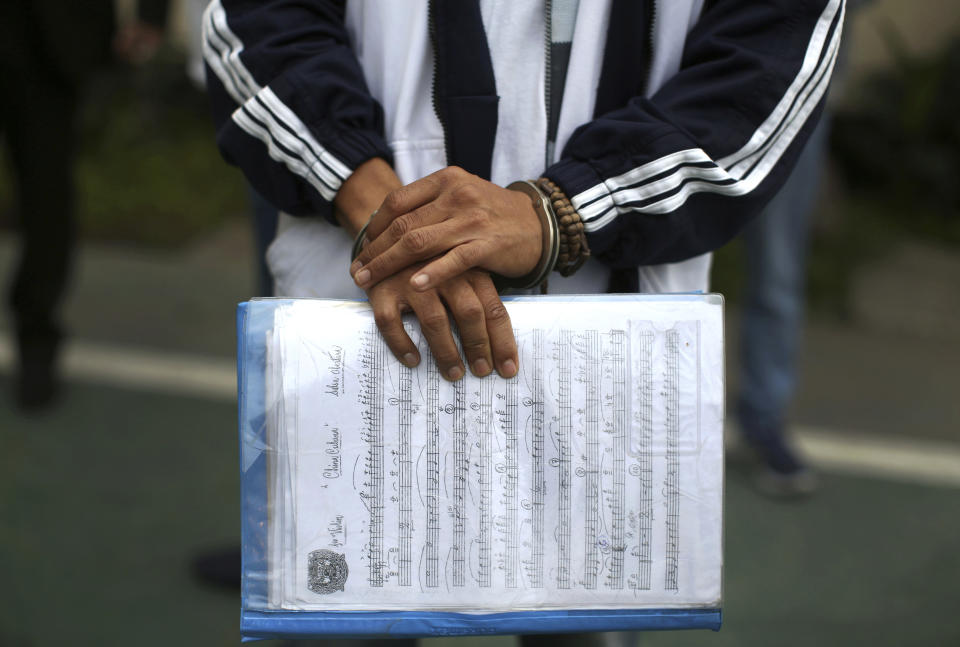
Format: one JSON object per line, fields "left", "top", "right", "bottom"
{"left": 264, "top": 297, "right": 724, "bottom": 612}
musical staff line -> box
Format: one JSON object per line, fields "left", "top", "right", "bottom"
{"left": 503, "top": 371, "right": 520, "bottom": 588}
{"left": 607, "top": 329, "right": 627, "bottom": 590}
{"left": 452, "top": 379, "right": 467, "bottom": 587}
{"left": 583, "top": 330, "right": 601, "bottom": 590}
{"left": 636, "top": 330, "right": 654, "bottom": 591}
{"left": 425, "top": 359, "right": 440, "bottom": 588}
{"left": 397, "top": 352, "right": 414, "bottom": 586}
{"left": 556, "top": 329, "right": 573, "bottom": 589}
{"left": 529, "top": 328, "right": 545, "bottom": 589}
{"left": 478, "top": 378, "right": 493, "bottom": 588}
{"left": 360, "top": 326, "right": 385, "bottom": 587}
{"left": 664, "top": 329, "right": 681, "bottom": 592}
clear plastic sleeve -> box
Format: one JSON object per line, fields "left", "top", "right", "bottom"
{"left": 238, "top": 295, "right": 725, "bottom": 641}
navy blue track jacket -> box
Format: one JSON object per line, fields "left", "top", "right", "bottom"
{"left": 205, "top": 0, "right": 844, "bottom": 269}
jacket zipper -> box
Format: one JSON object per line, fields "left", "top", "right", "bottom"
{"left": 641, "top": 0, "right": 657, "bottom": 97}
{"left": 544, "top": 0, "right": 553, "bottom": 169}
{"left": 430, "top": 0, "right": 656, "bottom": 165}
{"left": 427, "top": 0, "right": 452, "bottom": 164}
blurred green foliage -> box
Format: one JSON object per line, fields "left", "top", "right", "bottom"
{"left": 0, "top": 56, "right": 248, "bottom": 248}
{"left": 830, "top": 33, "right": 960, "bottom": 244}
{"left": 716, "top": 33, "right": 960, "bottom": 317}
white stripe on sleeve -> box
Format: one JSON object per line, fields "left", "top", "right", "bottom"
{"left": 203, "top": 0, "right": 353, "bottom": 199}
{"left": 572, "top": 0, "right": 844, "bottom": 230}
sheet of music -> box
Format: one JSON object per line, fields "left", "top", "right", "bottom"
{"left": 265, "top": 297, "right": 723, "bottom": 612}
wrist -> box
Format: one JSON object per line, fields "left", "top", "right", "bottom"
{"left": 534, "top": 177, "right": 590, "bottom": 277}
{"left": 334, "top": 157, "right": 401, "bottom": 237}
{"left": 496, "top": 181, "right": 559, "bottom": 290}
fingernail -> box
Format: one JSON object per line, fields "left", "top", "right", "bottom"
{"left": 447, "top": 365, "right": 463, "bottom": 381}
{"left": 402, "top": 353, "right": 419, "bottom": 367}
{"left": 411, "top": 273, "right": 429, "bottom": 289}
{"left": 473, "top": 358, "right": 491, "bottom": 376}
{"left": 354, "top": 268, "right": 371, "bottom": 286}
{"left": 501, "top": 359, "right": 517, "bottom": 377}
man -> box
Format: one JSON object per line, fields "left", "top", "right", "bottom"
{"left": 0, "top": 0, "right": 114, "bottom": 409}
{"left": 205, "top": 0, "right": 843, "bottom": 641}
{"left": 205, "top": 0, "right": 843, "bottom": 380}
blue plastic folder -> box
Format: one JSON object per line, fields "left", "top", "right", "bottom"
{"left": 238, "top": 296, "right": 724, "bottom": 641}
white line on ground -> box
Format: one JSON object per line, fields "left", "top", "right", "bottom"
{"left": 794, "top": 426, "right": 960, "bottom": 489}
{"left": 0, "top": 336, "right": 236, "bottom": 402}
{"left": 1, "top": 336, "right": 958, "bottom": 487}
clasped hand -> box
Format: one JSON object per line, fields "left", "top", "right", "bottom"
{"left": 351, "top": 166, "right": 543, "bottom": 381}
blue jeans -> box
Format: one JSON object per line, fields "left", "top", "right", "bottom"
{"left": 737, "top": 119, "right": 828, "bottom": 436}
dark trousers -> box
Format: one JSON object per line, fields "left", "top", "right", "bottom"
{"left": 1, "top": 61, "right": 78, "bottom": 356}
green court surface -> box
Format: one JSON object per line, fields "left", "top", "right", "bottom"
{"left": 1, "top": 378, "right": 957, "bottom": 647}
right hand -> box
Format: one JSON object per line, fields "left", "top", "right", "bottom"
{"left": 350, "top": 166, "right": 543, "bottom": 293}
{"left": 365, "top": 263, "right": 518, "bottom": 381}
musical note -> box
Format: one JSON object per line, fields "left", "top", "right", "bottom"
{"left": 664, "top": 329, "right": 681, "bottom": 592}
{"left": 452, "top": 379, "right": 467, "bottom": 587}
{"left": 360, "top": 326, "right": 386, "bottom": 587}
{"left": 583, "top": 329, "right": 601, "bottom": 590}
{"left": 556, "top": 329, "right": 573, "bottom": 589}
{"left": 425, "top": 359, "right": 441, "bottom": 588}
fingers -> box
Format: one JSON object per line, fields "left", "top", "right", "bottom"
{"left": 368, "top": 265, "right": 514, "bottom": 383}
{"left": 371, "top": 297, "right": 421, "bottom": 369}
{"left": 365, "top": 172, "right": 445, "bottom": 240}
{"left": 472, "top": 275, "right": 518, "bottom": 378}
{"left": 350, "top": 202, "right": 445, "bottom": 284}
{"left": 408, "top": 242, "right": 486, "bottom": 292}
{"left": 440, "top": 281, "right": 493, "bottom": 378}
{"left": 353, "top": 220, "right": 476, "bottom": 290}
{"left": 409, "top": 293, "right": 465, "bottom": 382}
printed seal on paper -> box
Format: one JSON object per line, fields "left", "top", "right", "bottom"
{"left": 308, "top": 549, "right": 348, "bottom": 594}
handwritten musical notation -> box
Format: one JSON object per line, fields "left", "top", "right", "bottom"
{"left": 425, "top": 359, "right": 441, "bottom": 589}
{"left": 360, "top": 326, "right": 386, "bottom": 588}
{"left": 265, "top": 298, "right": 723, "bottom": 612}
{"left": 396, "top": 339, "right": 414, "bottom": 587}
{"left": 634, "top": 330, "right": 655, "bottom": 592}
{"left": 527, "top": 329, "right": 546, "bottom": 589}
{"left": 555, "top": 329, "right": 573, "bottom": 590}
{"left": 663, "top": 330, "right": 681, "bottom": 592}
{"left": 477, "top": 377, "right": 494, "bottom": 588}
{"left": 501, "top": 370, "right": 520, "bottom": 589}
{"left": 607, "top": 328, "right": 628, "bottom": 591}
{"left": 582, "top": 329, "right": 602, "bottom": 590}
{"left": 452, "top": 379, "right": 467, "bottom": 588}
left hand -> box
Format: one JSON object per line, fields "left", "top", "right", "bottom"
{"left": 350, "top": 166, "right": 543, "bottom": 292}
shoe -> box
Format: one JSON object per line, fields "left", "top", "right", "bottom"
{"left": 15, "top": 339, "right": 62, "bottom": 412}
{"left": 742, "top": 426, "right": 818, "bottom": 498}
{"left": 190, "top": 546, "right": 241, "bottom": 590}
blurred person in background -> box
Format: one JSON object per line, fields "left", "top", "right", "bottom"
{"left": 117, "top": 0, "right": 281, "bottom": 297}
{"left": 114, "top": 0, "right": 169, "bottom": 66}
{"left": 0, "top": 0, "right": 115, "bottom": 410}
{"left": 736, "top": 118, "right": 828, "bottom": 496}
{"left": 734, "top": 1, "right": 867, "bottom": 497}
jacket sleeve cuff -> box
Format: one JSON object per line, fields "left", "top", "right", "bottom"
{"left": 543, "top": 157, "right": 622, "bottom": 258}
{"left": 217, "top": 80, "right": 393, "bottom": 223}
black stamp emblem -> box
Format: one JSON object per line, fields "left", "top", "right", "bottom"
{"left": 308, "top": 549, "right": 348, "bottom": 594}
